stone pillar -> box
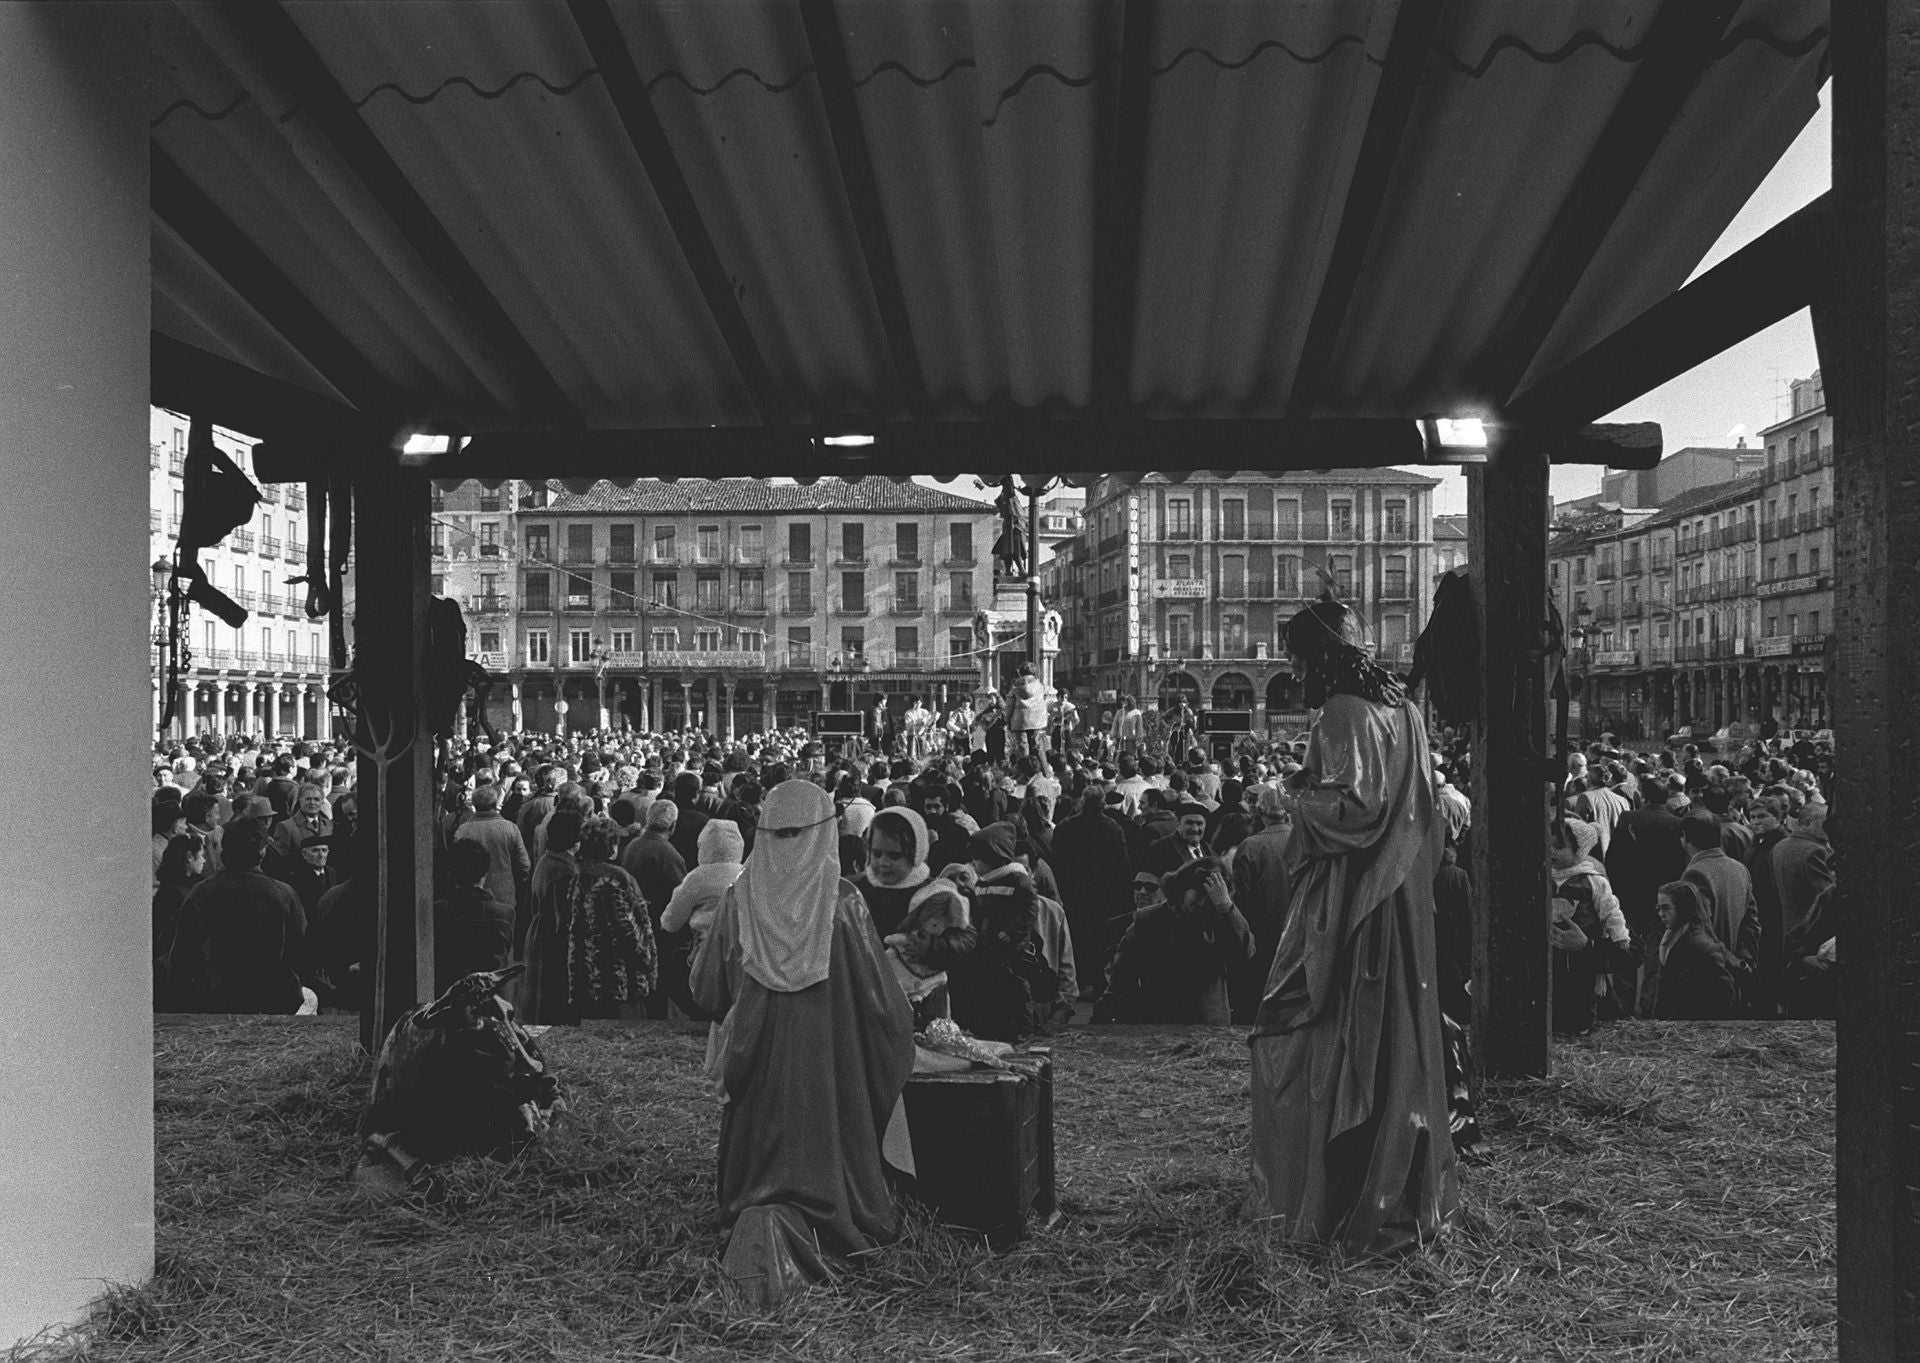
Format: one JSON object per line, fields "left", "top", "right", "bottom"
{"left": 240, "top": 683, "right": 256, "bottom": 738}
{"left": 262, "top": 684, "right": 277, "bottom": 739}
{"left": 0, "top": 5, "right": 154, "bottom": 1341}
{"left": 214, "top": 681, "right": 228, "bottom": 735}
{"left": 314, "top": 683, "right": 331, "bottom": 742}
{"left": 678, "top": 678, "right": 692, "bottom": 731}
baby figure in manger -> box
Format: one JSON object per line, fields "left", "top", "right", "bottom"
{"left": 883, "top": 873, "right": 973, "bottom": 1024}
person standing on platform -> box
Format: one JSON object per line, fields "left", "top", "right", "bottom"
{"left": 690, "top": 780, "right": 914, "bottom": 1308}
{"left": 1247, "top": 599, "right": 1458, "bottom": 1257}
{"left": 1007, "top": 663, "right": 1048, "bottom": 759}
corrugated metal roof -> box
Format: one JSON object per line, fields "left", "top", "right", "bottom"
{"left": 147, "top": 0, "right": 1828, "bottom": 458}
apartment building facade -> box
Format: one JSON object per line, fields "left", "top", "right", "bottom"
{"left": 1071, "top": 470, "right": 1439, "bottom": 732}
{"left": 431, "top": 479, "right": 998, "bottom": 736}
{"left": 150, "top": 407, "right": 336, "bottom": 742}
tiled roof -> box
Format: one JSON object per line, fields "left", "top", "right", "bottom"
{"left": 546, "top": 479, "right": 993, "bottom": 515}
{"left": 1636, "top": 473, "right": 1766, "bottom": 528}
{"left": 1433, "top": 514, "right": 1469, "bottom": 540}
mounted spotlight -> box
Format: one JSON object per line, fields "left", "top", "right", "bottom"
{"left": 822, "top": 433, "right": 876, "bottom": 448}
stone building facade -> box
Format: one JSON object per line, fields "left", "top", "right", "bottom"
{"left": 432, "top": 479, "right": 999, "bottom": 737}
{"left": 1070, "top": 470, "right": 1439, "bottom": 733}
{"left": 149, "top": 407, "right": 335, "bottom": 742}
{"left": 1549, "top": 377, "right": 1835, "bottom": 743}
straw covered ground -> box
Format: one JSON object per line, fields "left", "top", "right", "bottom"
{"left": 18, "top": 1016, "right": 1833, "bottom": 1362}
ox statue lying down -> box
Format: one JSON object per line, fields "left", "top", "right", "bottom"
{"left": 353, "top": 965, "right": 563, "bottom": 1197}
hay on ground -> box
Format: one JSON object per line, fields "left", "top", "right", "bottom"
{"left": 11, "top": 1018, "right": 1834, "bottom": 1362}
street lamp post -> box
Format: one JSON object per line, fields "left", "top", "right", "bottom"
{"left": 591, "top": 636, "right": 613, "bottom": 732}
{"left": 1573, "top": 604, "right": 1594, "bottom": 744}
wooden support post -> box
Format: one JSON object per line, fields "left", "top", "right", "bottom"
{"left": 353, "top": 460, "right": 435, "bottom": 1053}
{"left": 1825, "top": 2, "right": 1920, "bottom": 1354}
{"left": 1467, "top": 447, "right": 1552, "bottom": 1078}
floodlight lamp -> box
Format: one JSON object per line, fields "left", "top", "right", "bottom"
{"left": 823, "top": 434, "right": 876, "bottom": 448}
{"left": 1435, "top": 417, "right": 1489, "bottom": 448}
{"left": 401, "top": 432, "right": 453, "bottom": 457}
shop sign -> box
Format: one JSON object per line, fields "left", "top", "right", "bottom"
{"left": 1153, "top": 578, "right": 1209, "bottom": 599}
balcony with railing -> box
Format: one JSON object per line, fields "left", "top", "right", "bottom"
{"left": 835, "top": 549, "right": 870, "bottom": 565}
{"left": 232, "top": 588, "right": 258, "bottom": 611}
{"left": 150, "top": 509, "right": 162, "bottom": 533}
{"left": 261, "top": 535, "right": 281, "bottom": 559}
{"left": 285, "top": 538, "right": 306, "bottom": 563}
{"left": 1649, "top": 551, "right": 1674, "bottom": 572}
{"left": 230, "top": 530, "right": 254, "bottom": 553}
{"left": 943, "top": 551, "right": 978, "bottom": 567}
{"left": 648, "top": 647, "right": 773, "bottom": 672}
{"left": 258, "top": 591, "right": 283, "bottom": 615}
{"left": 169, "top": 452, "right": 185, "bottom": 476}
{"left": 234, "top": 650, "right": 261, "bottom": 669}
{"left": 204, "top": 649, "right": 233, "bottom": 669}
{"left": 732, "top": 546, "right": 767, "bottom": 566}
{"left": 1596, "top": 562, "right": 1618, "bottom": 581}
{"left": 287, "top": 487, "right": 305, "bottom": 511}
{"left": 150, "top": 442, "right": 165, "bottom": 470}
{"left": 468, "top": 594, "right": 510, "bottom": 615}
{"left": 942, "top": 591, "right": 975, "bottom": 614}
{"left": 1621, "top": 600, "right": 1645, "bottom": 621}
{"left": 833, "top": 599, "right": 869, "bottom": 615}
{"left": 258, "top": 483, "right": 281, "bottom": 505}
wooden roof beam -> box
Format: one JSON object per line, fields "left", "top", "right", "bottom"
{"left": 450, "top": 416, "right": 1427, "bottom": 481}
{"left": 1285, "top": 0, "right": 1447, "bottom": 422}
{"left": 1472, "top": 0, "right": 1743, "bottom": 406}
{"left": 567, "top": 0, "right": 787, "bottom": 429}
{"left": 1505, "top": 193, "right": 1833, "bottom": 432}
{"left": 220, "top": 0, "right": 583, "bottom": 428}
{"left": 151, "top": 333, "right": 381, "bottom": 453}
{"left": 1090, "top": 0, "right": 1155, "bottom": 415}
{"left": 799, "top": 0, "right": 928, "bottom": 424}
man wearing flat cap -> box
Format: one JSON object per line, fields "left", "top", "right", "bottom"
{"left": 1140, "top": 797, "right": 1212, "bottom": 877}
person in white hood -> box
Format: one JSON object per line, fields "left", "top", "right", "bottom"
{"left": 662, "top": 819, "right": 746, "bottom": 938}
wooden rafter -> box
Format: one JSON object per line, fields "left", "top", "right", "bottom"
{"left": 1472, "top": 0, "right": 1743, "bottom": 405}
{"left": 221, "top": 0, "right": 583, "bottom": 427}
{"left": 799, "top": 0, "right": 928, "bottom": 424}
{"left": 566, "top": 0, "right": 787, "bottom": 429}
{"left": 1284, "top": 0, "right": 1447, "bottom": 422}
{"left": 1506, "top": 193, "right": 1833, "bottom": 431}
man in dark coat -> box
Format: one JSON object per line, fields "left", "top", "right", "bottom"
{"left": 1049, "top": 789, "right": 1133, "bottom": 996}
{"left": 1228, "top": 790, "right": 1294, "bottom": 1023}
{"left": 1141, "top": 799, "right": 1210, "bottom": 877}
{"left": 1606, "top": 773, "right": 1692, "bottom": 1016}
{"left": 666, "top": 772, "right": 711, "bottom": 869}
{"left": 1744, "top": 791, "right": 1793, "bottom": 1016}
{"left": 452, "top": 782, "right": 532, "bottom": 940}
{"left": 1770, "top": 800, "right": 1834, "bottom": 964}
{"left": 1680, "top": 810, "right": 1759, "bottom": 975}
{"left": 169, "top": 821, "right": 306, "bottom": 1014}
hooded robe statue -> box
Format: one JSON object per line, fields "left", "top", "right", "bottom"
{"left": 690, "top": 780, "right": 915, "bottom": 1307}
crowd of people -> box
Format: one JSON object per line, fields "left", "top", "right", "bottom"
{"left": 145, "top": 625, "right": 1838, "bottom": 1274}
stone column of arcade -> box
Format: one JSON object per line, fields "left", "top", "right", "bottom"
{"left": 723, "top": 679, "right": 736, "bottom": 743}
{"left": 0, "top": 6, "right": 154, "bottom": 1346}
